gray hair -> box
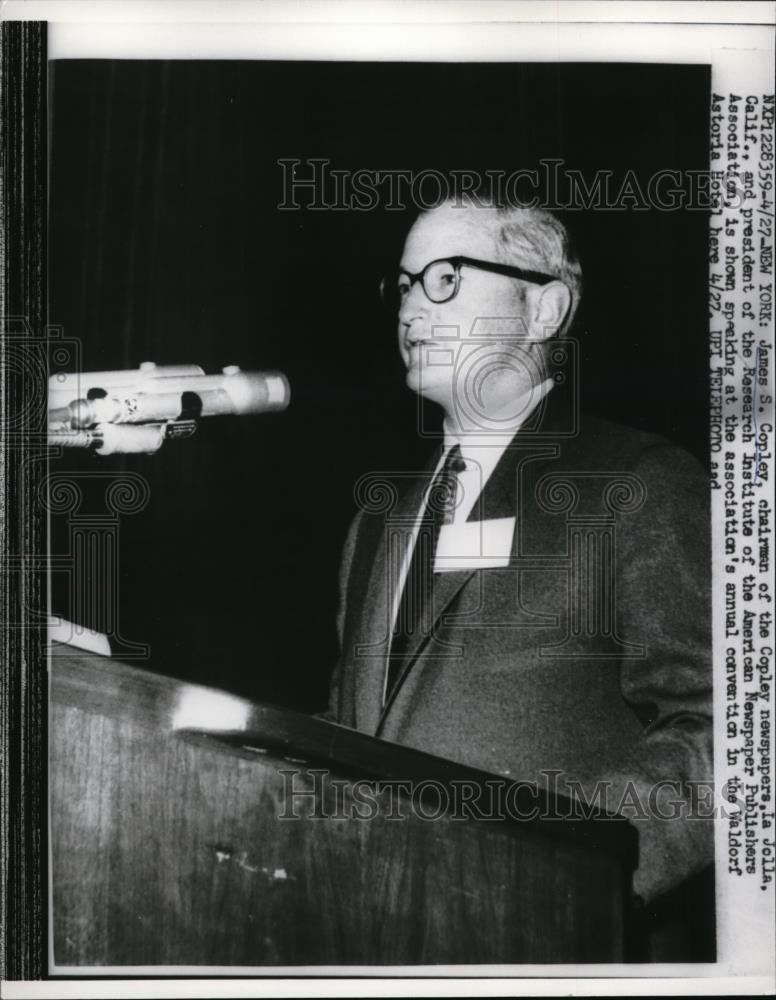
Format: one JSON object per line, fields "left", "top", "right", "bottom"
{"left": 426, "top": 197, "right": 584, "bottom": 336}
{"left": 493, "top": 205, "right": 583, "bottom": 335}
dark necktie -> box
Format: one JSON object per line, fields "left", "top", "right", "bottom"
{"left": 386, "top": 444, "right": 466, "bottom": 700}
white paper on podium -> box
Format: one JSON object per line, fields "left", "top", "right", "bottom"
{"left": 47, "top": 616, "right": 111, "bottom": 656}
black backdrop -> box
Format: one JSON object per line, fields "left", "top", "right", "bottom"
{"left": 48, "top": 60, "right": 709, "bottom": 711}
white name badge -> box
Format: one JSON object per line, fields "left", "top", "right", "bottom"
{"left": 434, "top": 517, "right": 516, "bottom": 572}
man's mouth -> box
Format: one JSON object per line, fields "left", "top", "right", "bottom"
{"left": 405, "top": 345, "right": 425, "bottom": 368}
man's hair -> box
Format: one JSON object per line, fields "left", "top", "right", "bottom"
{"left": 492, "top": 205, "right": 583, "bottom": 335}
{"left": 425, "top": 196, "right": 584, "bottom": 336}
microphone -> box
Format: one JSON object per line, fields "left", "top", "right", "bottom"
{"left": 48, "top": 363, "right": 291, "bottom": 454}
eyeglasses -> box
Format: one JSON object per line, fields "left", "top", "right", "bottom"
{"left": 379, "top": 256, "right": 559, "bottom": 313}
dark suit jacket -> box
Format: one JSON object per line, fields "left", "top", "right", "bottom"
{"left": 327, "top": 389, "right": 713, "bottom": 905}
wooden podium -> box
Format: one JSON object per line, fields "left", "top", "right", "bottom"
{"left": 49, "top": 643, "right": 638, "bottom": 968}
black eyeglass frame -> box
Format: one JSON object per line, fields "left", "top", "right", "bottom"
{"left": 380, "top": 255, "right": 561, "bottom": 308}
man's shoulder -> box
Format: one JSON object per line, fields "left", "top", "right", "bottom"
{"left": 564, "top": 411, "right": 705, "bottom": 476}
{"left": 572, "top": 410, "right": 673, "bottom": 454}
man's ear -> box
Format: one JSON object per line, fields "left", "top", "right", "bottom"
{"left": 531, "top": 281, "right": 571, "bottom": 341}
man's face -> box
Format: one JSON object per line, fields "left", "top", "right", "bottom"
{"left": 396, "top": 205, "right": 533, "bottom": 418}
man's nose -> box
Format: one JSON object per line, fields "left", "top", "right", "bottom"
{"left": 397, "top": 279, "right": 430, "bottom": 328}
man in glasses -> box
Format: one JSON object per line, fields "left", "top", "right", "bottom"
{"left": 326, "top": 197, "right": 712, "bottom": 938}
{"left": 383, "top": 201, "right": 578, "bottom": 431}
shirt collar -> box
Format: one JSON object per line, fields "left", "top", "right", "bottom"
{"left": 442, "top": 378, "right": 554, "bottom": 458}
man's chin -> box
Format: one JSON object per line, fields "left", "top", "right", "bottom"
{"left": 405, "top": 368, "right": 450, "bottom": 407}
{"left": 404, "top": 366, "right": 421, "bottom": 392}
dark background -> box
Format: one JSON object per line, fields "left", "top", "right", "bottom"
{"left": 48, "top": 60, "right": 710, "bottom": 711}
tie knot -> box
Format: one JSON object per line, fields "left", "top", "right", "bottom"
{"left": 445, "top": 444, "right": 466, "bottom": 475}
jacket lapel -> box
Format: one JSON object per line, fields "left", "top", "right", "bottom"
{"left": 375, "top": 433, "right": 523, "bottom": 729}
{"left": 352, "top": 460, "right": 435, "bottom": 734}
{"left": 374, "top": 387, "right": 572, "bottom": 730}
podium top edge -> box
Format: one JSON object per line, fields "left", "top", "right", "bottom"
{"left": 49, "top": 642, "right": 639, "bottom": 868}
